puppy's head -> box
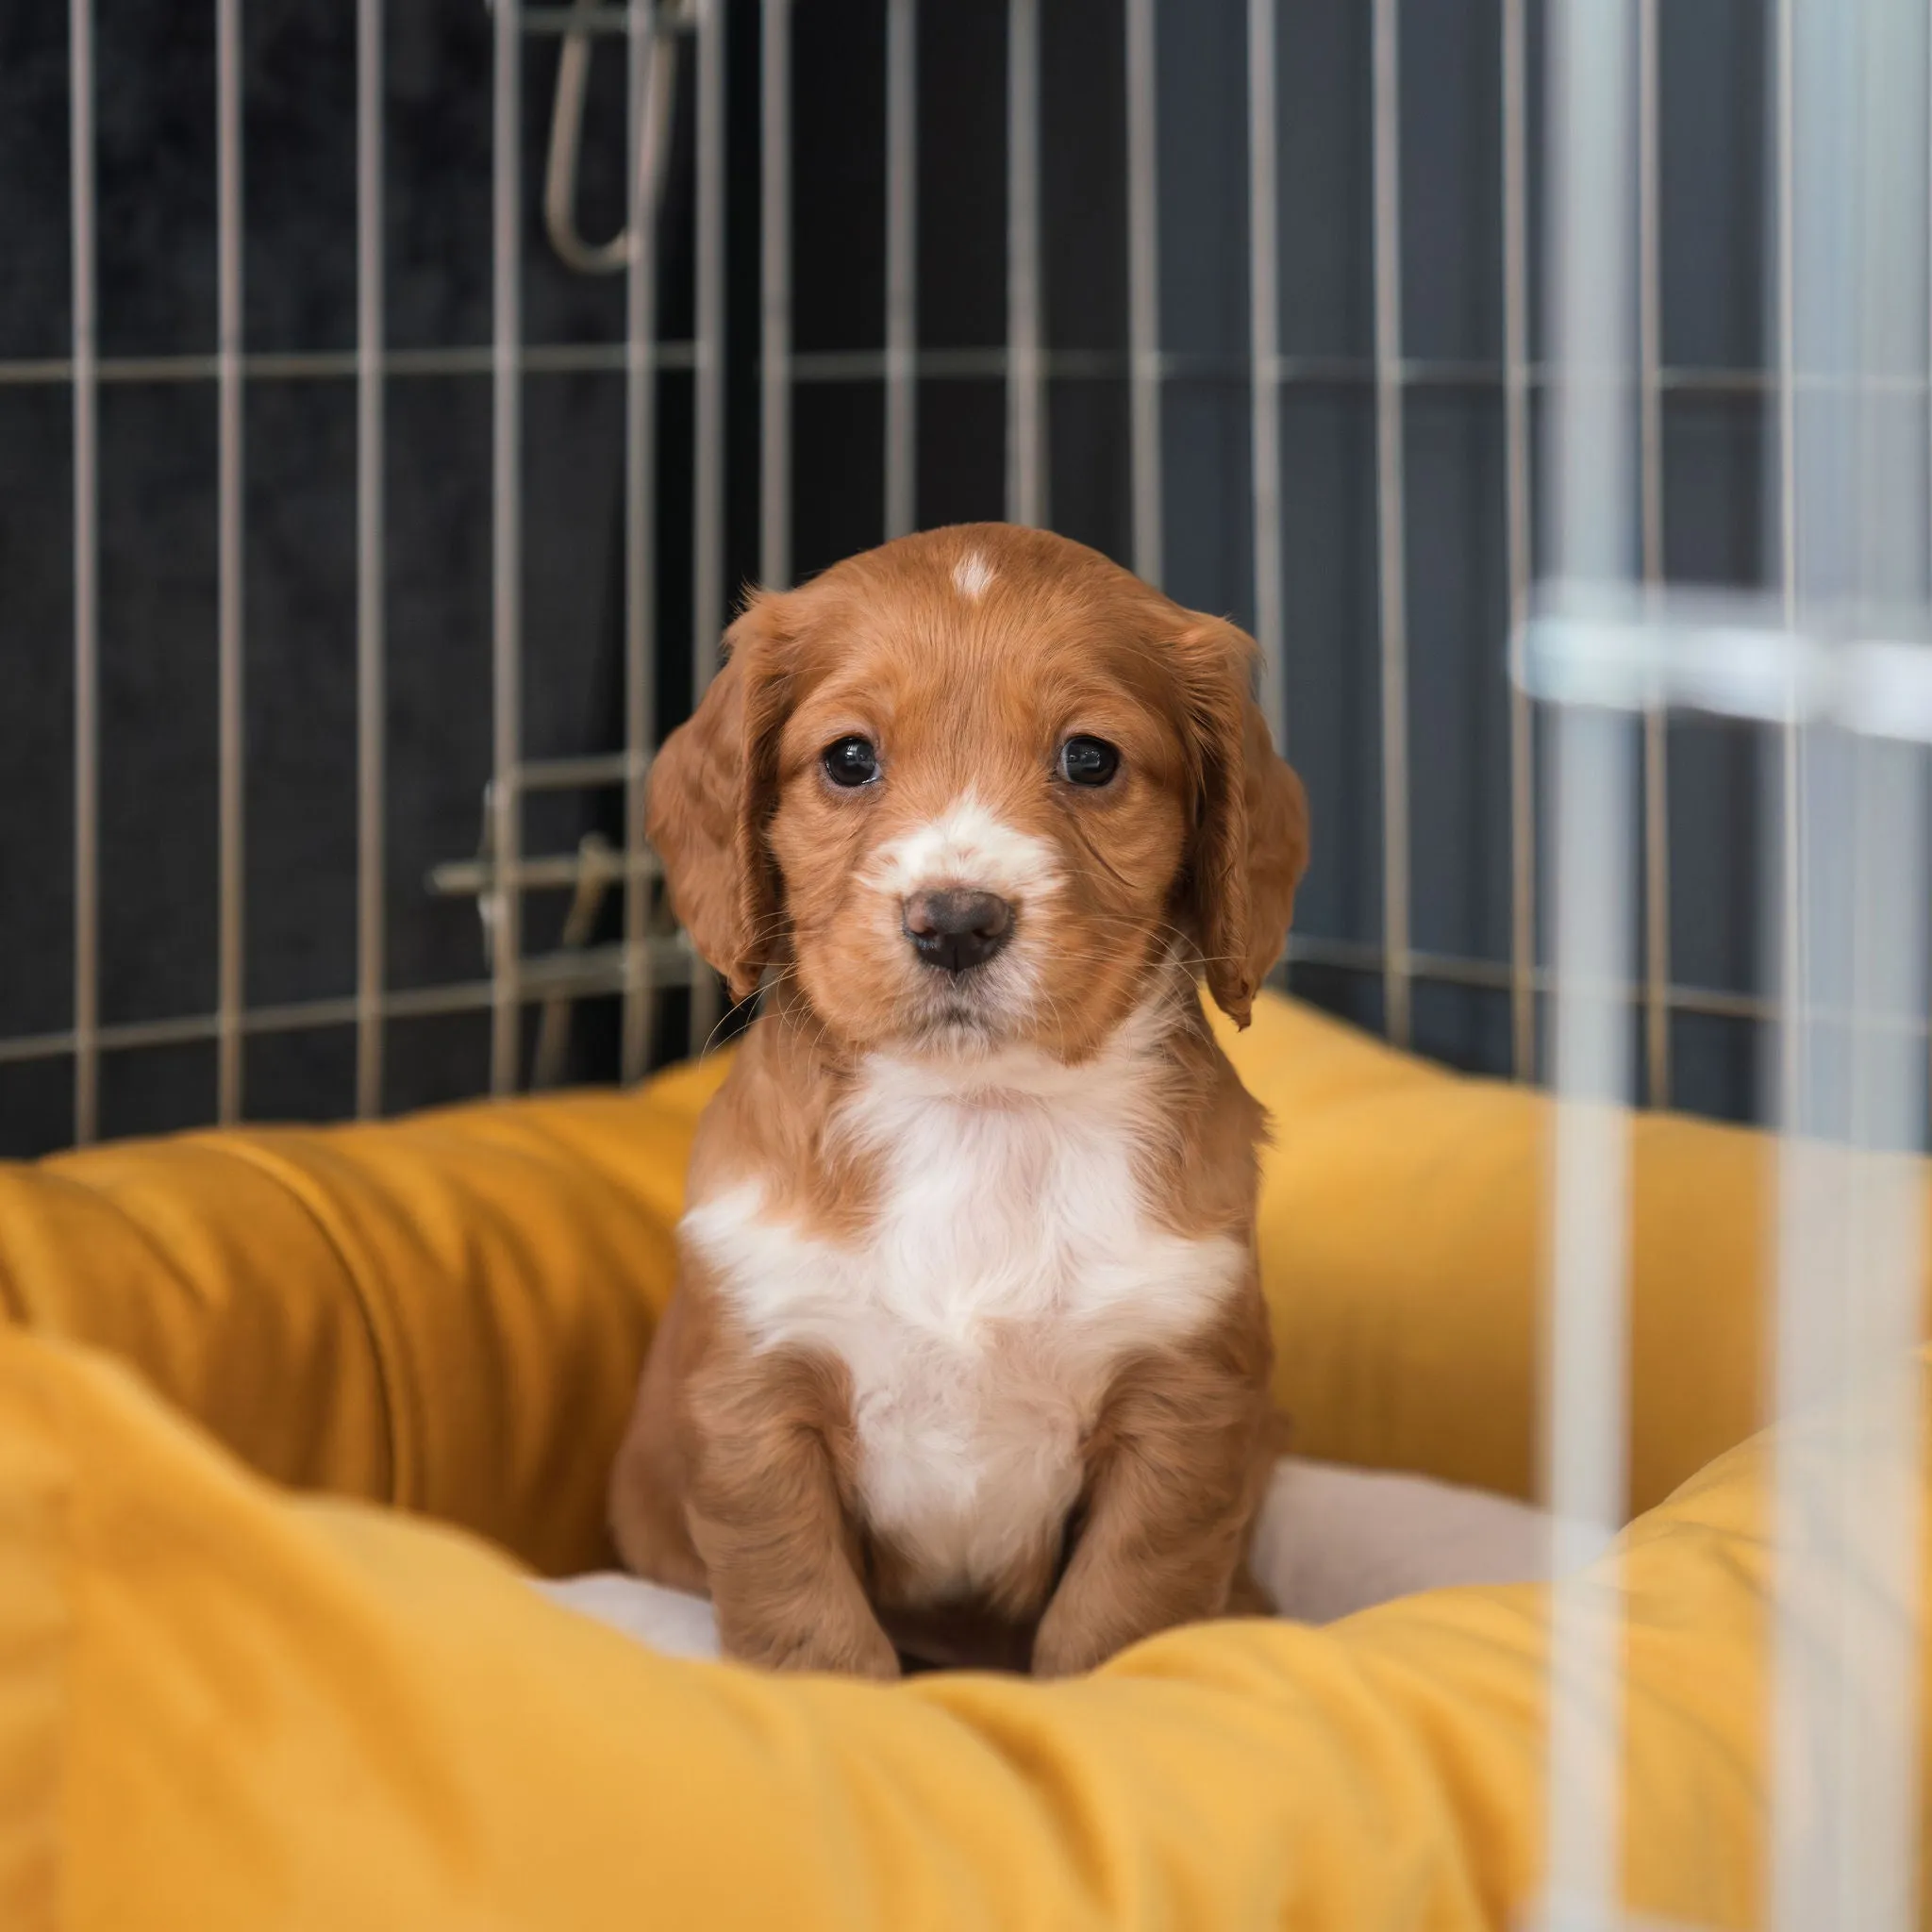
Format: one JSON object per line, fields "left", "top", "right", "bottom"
{"left": 646, "top": 525, "right": 1308, "bottom": 1060}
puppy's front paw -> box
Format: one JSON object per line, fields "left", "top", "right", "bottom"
{"left": 1028, "top": 1604, "right": 1122, "bottom": 1680}
{"left": 737, "top": 1610, "right": 901, "bottom": 1680}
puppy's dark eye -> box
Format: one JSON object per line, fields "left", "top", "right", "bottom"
{"left": 822, "top": 736, "right": 880, "bottom": 788}
{"left": 1058, "top": 736, "right": 1120, "bottom": 788}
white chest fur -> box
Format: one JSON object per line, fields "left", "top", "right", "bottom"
{"left": 680, "top": 1034, "right": 1247, "bottom": 1603}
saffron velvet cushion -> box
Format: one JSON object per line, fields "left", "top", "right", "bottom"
{"left": 0, "top": 993, "right": 1919, "bottom": 1928}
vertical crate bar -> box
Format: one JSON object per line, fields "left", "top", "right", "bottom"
{"left": 1772, "top": 6, "right": 1927, "bottom": 1927}
{"left": 1542, "top": 707, "right": 1638, "bottom": 1932}
{"left": 1006, "top": 0, "right": 1044, "bottom": 528}
{"left": 1124, "top": 0, "right": 1161, "bottom": 587}
{"left": 1246, "top": 0, "right": 1285, "bottom": 743}
{"left": 1774, "top": 731, "right": 1927, "bottom": 1932}
{"left": 883, "top": 0, "right": 917, "bottom": 541}
{"left": 355, "top": 0, "right": 385, "bottom": 1118}
{"left": 1370, "top": 0, "right": 1410, "bottom": 1047}
{"left": 1636, "top": 0, "right": 1670, "bottom": 1108}
{"left": 1774, "top": 0, "right": 1800, "bottom": 630}
{"left": 1774, "top": 0, "right": 1805, "bottom": 1128}
{"left": 689, "top": 0, "right": 726, "bottom": 1053}
{"left": 1502, "top": 0, "right": 1535, "bottom": 1081}
{"left": 69, "top": 0, "right": 99, "bottom": 1145}
{"left": 490, "top": 0, "right": 524, "bottom": 1094}
{"left": 1540, "top": 0, "right": 1637, "bottom": 1925}
{"left": 215, "top": 0, "right": 245, "bottom": 1123}
{"left": 622, "top": 0, "right": 661, "bottom": 1086}
{"left": 760, "top": 0, "right": 791, "bottom": 591}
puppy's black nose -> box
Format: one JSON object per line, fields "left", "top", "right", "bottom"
{"left": 903, "top": 890, "right": 1013, "bottom": 974}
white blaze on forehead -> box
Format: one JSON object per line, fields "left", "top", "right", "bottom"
{"left": 952, "top": 551, "right": 996, "bottom": 600}
{"left": 864, "top": 793, "right": 1062, "bottom": 901}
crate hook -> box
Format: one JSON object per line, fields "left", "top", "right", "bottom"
{"left": 541, "top": 0, "right": 693, "bottom": 276}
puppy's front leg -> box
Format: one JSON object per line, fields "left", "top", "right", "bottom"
{"left": 684, "top": 1356, "right": 899, "bottom": 1679}
{"left": 1032, "top": 1340, "right": 1272, "bottom": 1679}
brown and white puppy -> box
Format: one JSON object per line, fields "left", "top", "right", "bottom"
{"left": 608, "top": 524, "right": 1308, "bottom": 1678}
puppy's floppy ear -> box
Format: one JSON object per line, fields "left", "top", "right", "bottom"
{"left": 645, "top": 591, "right": 794, "bottom": 1002}
{"left": 1170, "top": 614, "right": 1310, "bottom": 1028}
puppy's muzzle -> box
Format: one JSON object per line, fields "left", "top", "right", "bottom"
{"left": 902, "top": 890, "right": 1013, "bottom": 974}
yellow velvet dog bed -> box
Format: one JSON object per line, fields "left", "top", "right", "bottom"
{"left": 0, "top": 992, "right": 1924, "bottom": 1928}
